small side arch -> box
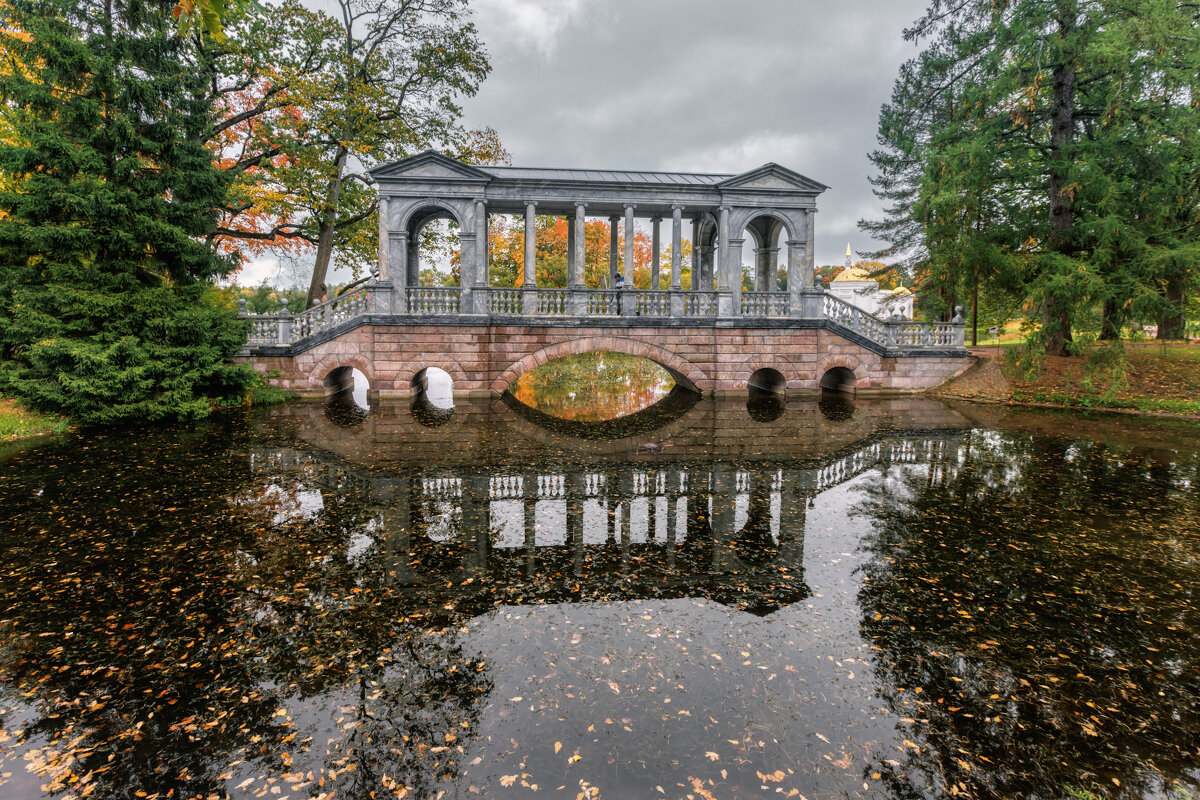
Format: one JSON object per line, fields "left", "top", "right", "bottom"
{"left": 732, "top": 209, "right": 797, "bottom": 242}
{"left": 734, "top": 354, "right": 800, "bottom": 394}
{"left": 392, "top": 354, "right": 471, "bottom": 396}
{"left": 490, "top": 336, "right": 712, "bottom": 396}
{"left": 310, "top": 354, "right": 374, "bottom": 393}
{"left": 816, "top": 355, "right": 867, "bottom": 394}
{"left": 395, "top": 198, "right": 469, "bottom": 233}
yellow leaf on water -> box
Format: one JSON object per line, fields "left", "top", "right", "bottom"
{"left": 705, "top": 751, "right": 719, "bottom": 761}
{"left": 554, "top": 742, "right": 562, "bottom": 754}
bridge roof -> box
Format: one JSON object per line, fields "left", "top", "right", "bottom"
{"left": 370, "top": 151, "right": 829, "bottom": 216}
{"left": 476, "top": 165, "right": 735, "bottom": 187}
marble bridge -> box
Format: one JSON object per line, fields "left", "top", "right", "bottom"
{"left": 238, "top": 151, "right": 970, "bottom": 398}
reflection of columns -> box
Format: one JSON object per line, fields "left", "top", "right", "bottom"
{"left": 690, "top": 218, "right": 700, "bottom": 291}
{"left": 566, "top": 471, "right": 585, "bottom": 577}
{"left": 670, "top": 206, "right": 683, "bottom": 290}
{"left": 622, "top": 204, "right": 636, "bottom": 289}
{"left": 711, "top": 465, "right": 734, "bottom": 573}
{"left": 608, "top": 216, "right": 620, "bottom": 288}
{"left": 523, "top": 202, "right": 538, "bottom": 288}
{"left": 382, "top": 477, "right": 413, "bottom": 584}
{"left": 618, "top": 470, "right": 633, "bottom": 576}
{"left": 377, "top": 196, "right": 390, "bottom": 278}
{"left": 777, "top": 469, "right": 809, "bottom": 571}
{"left": 462, "top": 474, "right": 490, "bottom": 576}
{"left": 524, "top": 478, "right": 537, "bottom": 578}
{"left": 650, "top": 216, "right": 662, "bottom": 290}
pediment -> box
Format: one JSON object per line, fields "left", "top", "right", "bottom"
{"left": 717, "top": 163, "right": 829, "bottom": 193}
{"left": 370, "top": 150, "right": 493, "bottom": 183}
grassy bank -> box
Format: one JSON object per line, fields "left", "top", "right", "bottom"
{"left": 0, "top": 394, "right": 71, "bottom": 442}
{"left": 938, "top": 344, "right": 1200, "bottom": 418}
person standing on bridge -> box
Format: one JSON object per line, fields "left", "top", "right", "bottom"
{"left": 615, "top": 272, "right": 624, "bottom": 288}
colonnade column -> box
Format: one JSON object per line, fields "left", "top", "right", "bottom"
{"left": 569, "top": 202, "right": 588, "bottom": 315}
{"left": 650, "top": 216, "right": 662, "bottom": 290}
{"left": 669, "top": 205, "right": 684, "bottom": 316}
{"left": 472, "top": 198, "right": 489, "bottom": 314}
{"left": 620, "top": 204, "right": 636, "bottom": 317}
{"left": 716, "top": 206, "right": 734, "bottom": 316}
{"left": 690, "top": 218, "right": 701, "bottom": 292}
{"left": 389, "top": 230, "right": 409, "bottom": 311}
{"left": 608, "top": 216, "right": 620, "bottom": 289}
{"left": 804, "top": 209, "right": 816, "bottom": 287}
{"left": 522, "top": 201, "right": 538, "bottom": 314}
{"left": 377, "top": 196, "right": 389, "bottom": 279}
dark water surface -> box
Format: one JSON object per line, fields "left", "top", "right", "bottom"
{"left": 1, "top": 394, "right": 1199, "bottom": 800}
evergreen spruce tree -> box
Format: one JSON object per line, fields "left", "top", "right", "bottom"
{"left": 0, "top": 0, "right": 253, "bottom": 423}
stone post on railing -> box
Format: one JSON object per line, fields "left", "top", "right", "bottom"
{"left": 951, "top": 305, "right": 966, "bottom": 346}
{"left": 277, "top": 301, "right": 292, "bottom": 346}
{"left": 799, "top": 288, "right": 824, "bottom": 319}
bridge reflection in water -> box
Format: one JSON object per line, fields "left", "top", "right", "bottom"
{"left": 256, "top": 396, "right": 969, "bottom": 621}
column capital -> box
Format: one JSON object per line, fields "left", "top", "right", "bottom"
{"left": 525, "top": 200, "right": 538, "bottom": 209}
{"left": 718, "top": 205, "right": 732, "bottom": 213}
{"left": 573, "top": 200, "right": 588, "bottom": 209}
{"left": 623, "top": 203, "right": 637, "bottom": 211}
{"left": 473, "top": 197, "right": 486, "bottom": 205}
{"left": 649, "top": 215, "right": 663, "bottom": 223}
{"left": 671, "top": 204, "right": 685, "bottom": 212}
{"left": 609, "top": 214, "right": 621, "bottom": 222}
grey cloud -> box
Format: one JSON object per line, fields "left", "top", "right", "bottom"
{"left": 461, "top": 0, "right": 926, "bottom": 266}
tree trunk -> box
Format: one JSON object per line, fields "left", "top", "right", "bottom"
{"left": 1043, "top": 0, "right": 1078, "bottom": 356}
{"left": 306, "top": 146, "right": 349, "bottom": 308}
{"left": 1157, "top": 274, "right": 1186, "bottom": 339}
{"left": 1099, "top": 297, "right": 1122, "bottom": 340}
{"left": 971, "top": 281, "right": 978, "bottom": 347}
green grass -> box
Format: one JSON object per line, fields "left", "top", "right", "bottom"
{"left": 0, "top": 394, "right": 71, "bottom": 441}
{"left": 1012, "top": 388, "right": 1200, "bottom": 416}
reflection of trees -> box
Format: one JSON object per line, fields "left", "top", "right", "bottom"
{"left": 0, "top": 424, "right": 293, "bottom": 799}
{"left": 510, "top": 351, "right": 675, "bottom": 421}
{"left": 232, "top": 463, "right": 492, "bottom": 799}
{"left": 854, "top": 432, "right": 1200, "bottom": 799}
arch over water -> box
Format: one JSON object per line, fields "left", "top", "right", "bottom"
{"left": 491, "top": 336, "right": 711, "bottom": 396}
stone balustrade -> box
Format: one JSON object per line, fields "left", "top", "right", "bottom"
{"left": 238, "top": 273, "right": 966, "bottom": 354}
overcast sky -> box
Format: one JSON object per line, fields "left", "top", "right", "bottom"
{"left": 243, "top": 0, "right": 928, "bottom": 285}
{"left": 462, "top": 0, "right": 927, "bottom": 266}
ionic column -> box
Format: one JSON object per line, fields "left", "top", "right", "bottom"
{"left": 571, "top": 202, "right": 587, "bottom": 288}
{"left": 690, "top": 217, "right": 701, "bottom": 291}
{"left": 650, "top": 215, "right": 662, "bottom": 290}
{"left": 727, "top": 236, "right": 744, "bottom": 316}
{"left": 670, "top": 206, "right": 683, "bottom": 289}
{"left": 804, "top": 209, "right": 816, "bottom": 287}
{"left": 523, "top": 201, "right": 538, "bottom": 288}
{"left": 377, "top": 196, "right": 390, "bottom": 278}
{"left": 608, "top": 216, "right": 620, "bottom": 288}
{"left": 622, "top": 204, "right": 636, "bottom": 289}
{"left": 566, "top": 214, "right": 576, "bottom": 277}
{"left": 717, "top": 206, "right": 731, "bottom": 290}
{"left": 474, "top": 199, "right": 488, "bottom": 287}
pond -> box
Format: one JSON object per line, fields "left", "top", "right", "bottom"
{"left": 0, "top": 381, "right": 1198, "bottom": 799}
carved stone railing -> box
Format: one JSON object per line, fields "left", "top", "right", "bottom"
{"left": 240, "top": 280, "right": 965, "bottom": 353}
{"left": 635, "top": 290, "right": 670, "bottom": 316}
{"left": 587, "top": 290, "right": 619, "bottom": 316}
{"left": 488, "top": 288, "right": 522, "bottom": 315}
{"left": 740, "top": 291, "right": 789, "bottom": 317}
{"left": 821, "top": 293, "right": 965, "bottom": 348}
{"left": 682, "top": 291, "right": 718, "bottom": 317}
{"left": 535, "top": 288, "right": 568, "bottom": 315}
{"left": 408, "top": 286, "right": 460, "bottom": 314}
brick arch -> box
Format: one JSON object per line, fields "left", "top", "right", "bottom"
{"left": 733, "top": 354, "right": 801, "bottom": 393}
{"left": 490, "top": 336, "right": 712, "bottom": 396}
{"left": 310, "top": 354, "right": 375, "bottom": 391}
{"left": 391, "top": 354, "right": 471, "bottom": 394}
{"left": 816, "top": 354, "right": 867, "bottom": 391}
